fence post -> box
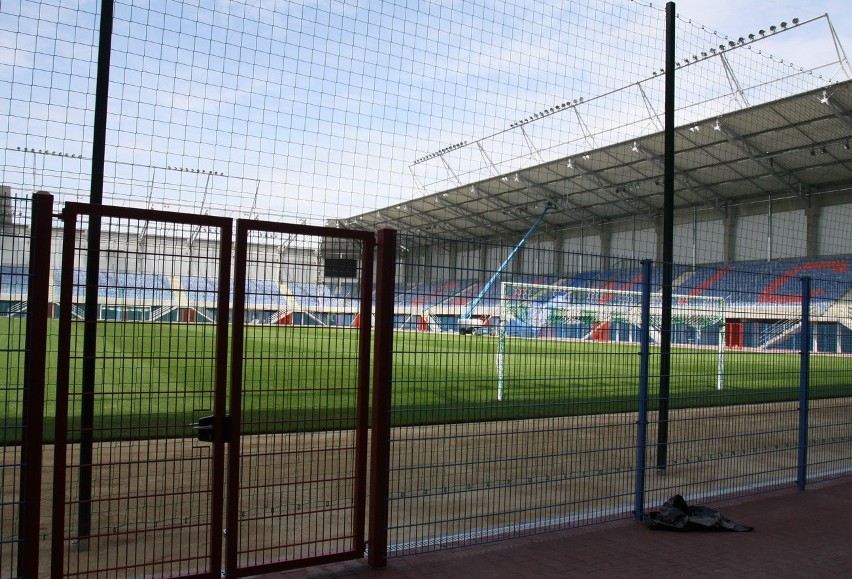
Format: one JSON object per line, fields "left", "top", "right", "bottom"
{"left": 634, "top": 260, "right": 652, "bottom": 520}
{"left": 368, "top": 228, "right": 397, "bottom": 568}
{"left": 797, "top": 276, "right": 811, "bottom": 491}
{"left": 18, "top": 191, "right": 53, "bottom": 578}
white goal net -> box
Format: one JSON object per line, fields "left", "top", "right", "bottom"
{"left": 496, "top": 282, "right": 727, "bottom": 400}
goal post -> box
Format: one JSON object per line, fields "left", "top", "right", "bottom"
{"left": 496, "top": 282, "right": 727, "bottom": 401}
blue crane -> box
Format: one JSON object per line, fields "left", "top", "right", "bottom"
{"left": 458, "top": 202, "right": 555, "bottom": 334}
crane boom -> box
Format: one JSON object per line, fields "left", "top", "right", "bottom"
{"left": 459, "top": 202, "right": 554, "bottom": 334}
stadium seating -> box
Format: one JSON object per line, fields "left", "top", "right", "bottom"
{"left": 674, "top": 258, "right": 852, "bottom": 309}
{"left": 54, "top": 269, "right": 174, "bottom": 301}
{"left": 0, "top": 265, "right": 28, "bottom": 295}
{"left": 33, "top": 256, "right": 852, "bottom": 331}
{"left": 286, "top": 282, "right": 357, "bottom": 310}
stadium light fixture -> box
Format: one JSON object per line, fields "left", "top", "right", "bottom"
{"left": 566, "top": 159, "right": 573, "bottom": 169}
{"left": 582, "top": 154, "right": 590, "bottom": 160}
{"left": 713, "top": 120, "right": 722, "bottom": 131}
{"left": 632, "top": 141, "right": 639, "bottom": 153}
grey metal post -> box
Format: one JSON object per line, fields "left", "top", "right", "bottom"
{"left": 18, "top": 191, "right": 53, "bottom": 578}
{"left": 656, "top": 0, "right": 676, "bottom": 472}
{"left": 797, "top": 276, "right": 811, "bottom": 491}
{"left": 635, "top": 259, "right": 653, "bottom": 520}
{"left": 79, "top": 0, "right": 114, "bottom": 539}
{"left": 368, "top": 228, "right": 397, "bottom": 568}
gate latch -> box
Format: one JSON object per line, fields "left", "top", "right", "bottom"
{"left": 191, "top": 414, "right": 232, "bottom": 443}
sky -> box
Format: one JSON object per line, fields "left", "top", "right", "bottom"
{"left": 1, "top": 0, "right": 850, "bottom": 226}
{"left": 673, "top": 0, "right": 850, "bottom": 71}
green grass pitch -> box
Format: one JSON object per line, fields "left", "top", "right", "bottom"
{"left": 1, "top": 319, "right": 850, "bottom": 442}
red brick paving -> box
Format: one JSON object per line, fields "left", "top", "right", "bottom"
{"left": 256, "top": 478, "right": 852, "bottom": 578}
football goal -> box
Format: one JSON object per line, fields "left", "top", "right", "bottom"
{"left": 495, "top": 282, "right": 727, "bottom": 400}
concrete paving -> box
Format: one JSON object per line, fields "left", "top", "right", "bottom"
{"left": 257, "top": 477, "right": 852, "bottom": 578}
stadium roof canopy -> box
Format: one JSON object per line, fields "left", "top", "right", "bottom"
{"left": 338, "top": 80, "right": 852, "bottom": 242}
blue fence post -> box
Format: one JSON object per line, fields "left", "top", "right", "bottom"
{"left": 797, "top": 276, "right": 811, "bottom": 491}
{"left": 634, "top": 259, "right": 653, "bottom": 520}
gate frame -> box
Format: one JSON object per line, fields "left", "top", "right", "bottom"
{"left": 15, "top": 192, "right": 54, "bottom": 578}
{"left": 226, "top": 218, "right": 378, "bottom": 576}
{"left": 50, "top": 202, "right": 233, "bottom": 579}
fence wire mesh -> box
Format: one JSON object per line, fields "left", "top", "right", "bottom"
{"left": 2, "top": 0, "right": 852, "bottom": 571}
{"left": 51, "top": 207, "right": 231, "bottom": 577}
{"left": 386, "top": 233, "right": 852, "bottom": 556}
{"left": 0, "top": 195, "right": 32, "bottom": 579}
{"left": 227, "top": 223, "right": 373, "bottom": 573}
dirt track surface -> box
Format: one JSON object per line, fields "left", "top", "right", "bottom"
{"left": 2, "top": 398, "right": 850, "bottom": 576}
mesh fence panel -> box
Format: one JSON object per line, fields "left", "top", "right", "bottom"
{"left": 0, "top": 195, "right": 31, "bottom": 579}
{"left": 386, "top": 234, "right": 852, "bottom": 556}
{"left": 52, "top": 208, "right": 230, "bottom": 577}
{"left": 229, "top": 223, "right": 372, "bottom": 572}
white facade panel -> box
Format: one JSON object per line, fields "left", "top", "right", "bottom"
{"left": 562, "top": 234, "right": 602, "bottom": 273}
{"left": 820, "top": 204, "right": 852, "bottom": 255}
{"left": 735, "top": 214, "right": 769, "bottom": 262}
{"left": 611, "top": 228, "right": 655, "bottom": 260}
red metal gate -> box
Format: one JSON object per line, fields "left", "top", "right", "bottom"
{"left": 49, "top": 203, "right": 385, "bottom": 577}
{"left": 51, "top": 203, "right": 233, "bottom": 577}
{"left": 225, "top": 219, "right": 375, "bottom": 576}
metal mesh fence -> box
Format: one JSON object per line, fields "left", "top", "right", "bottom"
{"left": 2, "top": 1, "right": 846, "bottom": 226}
{"left": 1, "top": 197, "right": 851, "bottom": 572}
{"left": 1, "top": 0, "right": 852, "bottom": 573}
{"left": 0, "top": 195, "right": 32, "bottom": 579}
{"left": 807, "top": 277, "right": 852, "bottom": 483}
{"left": 51, "top": 206, "right": 232, "bottom": 577}
{"left": 642, "top": 263, "right": 804, "bottom": 506}
{"left": 227, "top": 221, "right": 374, "bottom": 574}
{"left": 385, "top": 233, "right": 852, "bottom": 557}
